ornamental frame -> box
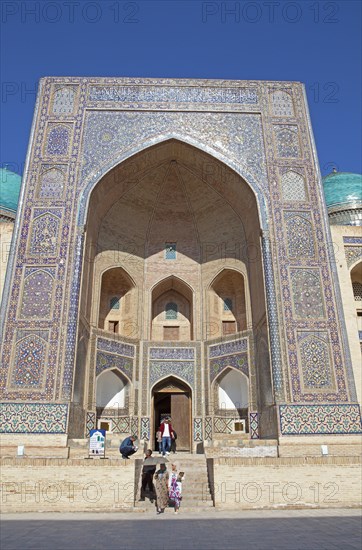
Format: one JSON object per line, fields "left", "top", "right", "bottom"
{"left": 0, "top": 78, "right": 358, "bottom": 437}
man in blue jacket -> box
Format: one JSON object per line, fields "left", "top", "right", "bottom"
{"left": 119, "top": 435, "right": 138, "bottom": 459}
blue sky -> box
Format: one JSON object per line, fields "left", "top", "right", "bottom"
{"left": 1, "top": 0, "right": 361, "bottom": 176}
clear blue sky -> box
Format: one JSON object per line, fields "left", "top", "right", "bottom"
{"left": 1, "top": 0, "right": 361, "bottom": 176}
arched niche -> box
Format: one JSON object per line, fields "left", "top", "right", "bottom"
{"left": 98, "top": 267, "right": 135, "bottom": 336}
{"left": 96, "top": 369, "right": 129, "bottom": 413}
{"left": 152, "top": 376, "right": 192, "bottom": 451}
{"left": 151, "top": 276, "right": 193, "bottom": 341}
{"left": 214, "top": 367, "right": 248, "bottom": 411}
{"left": 208, "top": 269, "right": 248, "bottom": 338}
{"left": 351, "top": 261, "right": 362, "bottom": 316}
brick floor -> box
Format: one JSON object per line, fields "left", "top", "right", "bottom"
{"left": 1, "top": 509, "right": 361, "bottom": 550}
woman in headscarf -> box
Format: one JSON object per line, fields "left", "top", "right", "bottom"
{"left": 168, "top": 463, "right": 185, "bottom": 514}
{"left": 153, "top": 463, "right": 169, "bottom": 514}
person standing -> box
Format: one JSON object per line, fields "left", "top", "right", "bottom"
{"left": 159, "top": 417, "right": 174, "bottom": 456}
{"left": 170, "top": 429, "right": 177, "bottom": 454}
{"left": 156, "top": 428, "right": 162, "bottom": 454}
{"left": 140, "top": 449, "right": 156, "bottom": 501}
{"left": 154, "top": 463, "right": 169, "bottom": 514}
{"left": 168, "top": 463, "right": 185, "bottom": 514}
{"left": 119, "top": 435, "right": 138, "bottom": 459}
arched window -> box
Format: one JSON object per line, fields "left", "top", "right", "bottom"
{"left": 110, "top": 296, "right": 120, "bottom": 310}
{"left": 223, "top": 298, "right": 232, "bottom": 312}
{"left": 166, "top": 302, "right": 178, "bottom": 320}
{"left": 352, "top": 282, "right": 362, "bottom": 302}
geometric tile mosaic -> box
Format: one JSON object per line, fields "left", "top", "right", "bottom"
{"left": 270, "top": 90, "right": 294, "bottom": 117}
{"left": 46, "top": 124, "right": 72, "bottom": 157}
{"left": 38, "top": 165, "right": 66, "bottom": 199}
{"left": 149, "top": 361, "right": 195, "bottom": 388}
{"left": 11, "top": 331, "right": 48, "bottom": 388}
{"left": 279, "top": 404, "right": 362, "bottom": 435}
{"left": 97, "top": 337, "right": 135, "bottom": 358}
{"left": 19, "top": 267, "right": 56, "bottom": 319}
{"left": 205, "top": 417, "right": 212, "bottom": 440}
{"left": 46, "top": 124, "right": 71, "bottom": 156}
{"left": 29, "top": 210, "right": 61, "bottom": 257}
{"left": 290, "top": 269, "right": 325, "bottom": 319}
{"left": 209, "top": 352, "right": 248, "bottom": 382}
{"left": 96, "top": 351, "right": 133, "bottom": 380}
{"left": 281, "top": 170, "right": 307, "bottom": 202}
{"left": 273, "top": 125, "right": 300, "bottom": 158}
{"left": 88, "top": 85, "right": 259, "bottom": 105}
{"left": 52, "top": 86, "right": 76, "bottom": 115}
{"left": 344, "top": 246, "right": 362, "bottom": 269}
{"left": 298, "top": 332, "right": 334, "bottom": 390}
{"left": 80, "top": 111, "right": 268, "bottom": 202}
{"left": 209, "top": 338, "right": 247, "bottom": 358}
{"left": 0, "top": 77, "right": 357, "bottom": 441}
{"left": 141, "top": 417, "right": 150, "bottom": 440}
{"left": 99, "top": 416, "right": 130, "bottom": 434}
{"left": 352, "top": 282, "right": 362, "bottom": 302}
{"left": 0, "top": 403, "right": 68, "bottom": 433}
{"left": 86, "top": 411, "right": 96, "bottom": 437}
{"left": 249, "top": 411, "right": 259, "bottom": 439}
{"left": 284, "top": 211, "right": 315, "bottom": 259}
{"left": 193, "top": 417, "right": 203, "bottom": 441}
{"left": 213, "top": 417, "right": 234, "bottom": 433}
{"left": 131, "top": 416, "right": 138, "bottom": 437}
{"left": 149, "top": 347, "right": 194, "bottom": 360}
{"left": 343, "top": 237, "right": 362, "bottom": 244}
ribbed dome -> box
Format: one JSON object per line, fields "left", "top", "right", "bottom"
{"left": 322, "top": 171, "right": 362, "bottom": 226}
{"left": 0, "top": 168, "right": 21, "bottom": 217}
{"left": 323, "top": 172, "right": 362, "bottom": 208}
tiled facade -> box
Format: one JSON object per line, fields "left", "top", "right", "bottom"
{"left": 0, "top": 78, "right": 361, "bottom": 443}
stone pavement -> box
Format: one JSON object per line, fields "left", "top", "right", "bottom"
{"left": 1, "top": 508, "right": 361, "bottom": 550}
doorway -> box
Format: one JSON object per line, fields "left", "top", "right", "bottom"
{"left": 152, "top": 377, "right": 191, "bottom": 452}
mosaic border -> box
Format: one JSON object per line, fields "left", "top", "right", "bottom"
{"left": 0, "top": 403, "right": 68, "bottom": 433}
{"left": 279, "top": 404, "right": 362, "bottom": 435}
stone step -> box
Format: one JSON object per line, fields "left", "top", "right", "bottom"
{"left": 209, "top": 438, "right": 278, "bottom": 447}
{"left": 136, "top": 503, "right": 214, "bottom": 511}
{"left": 206, "top": 446, "right": 278, "bottom": 457}
{"left": 0, "top": 446, "right": 70, "bottom": 459}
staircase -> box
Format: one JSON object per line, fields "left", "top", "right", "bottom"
{"left": 134, "top": 453, "right": 214, "bottom": 512}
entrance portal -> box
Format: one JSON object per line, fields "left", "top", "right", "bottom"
{"left": 152, "top": 377, "right": 191, "bottom": 452}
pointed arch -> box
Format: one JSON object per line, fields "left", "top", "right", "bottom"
{"left": 77, "top": 136, "right": 268, "bottom": 229}
{"left": 96, "top": 367, "right": 130, "bottom": 410}
{"left": 212, "top": 366, "right": 249, "bottom": 414}
{"left": 98, "top": 266, "right": 136, "bottom": 335}
{"left": 151, "top": 374, "right": 193, "bottom": 395}
{"left": 208, "top": 267, "right": 249, "bottom": 337}
{"left": 151, "top": 275, "right": 194, "bottom": 341}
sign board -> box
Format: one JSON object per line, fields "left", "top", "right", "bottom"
{"left": 89, "top": 429, "right": 106, "bottom": 458}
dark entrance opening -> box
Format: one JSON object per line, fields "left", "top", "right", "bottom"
{"left": 152, "top": 377, "right": 191, "bottom": 452}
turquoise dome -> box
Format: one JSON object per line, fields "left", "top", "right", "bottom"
{"left": 0, "top": 168, "right": 22, "bottom": 215}
{"left": 323, "top": 172, "right": 362, "bottom": 209}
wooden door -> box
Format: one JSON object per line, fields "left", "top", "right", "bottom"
{"left": 171, "top": 392, "right": 190, "bottom": 450}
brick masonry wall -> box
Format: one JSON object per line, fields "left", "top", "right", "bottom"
{"left": 213, "top": 457, "right": 362, "bottom": 509}
{"left": 1, "top": 458, "right": 135, "bottom": 512}
{"left": 2, "top": 456, "right": 361, "bottom": 512}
